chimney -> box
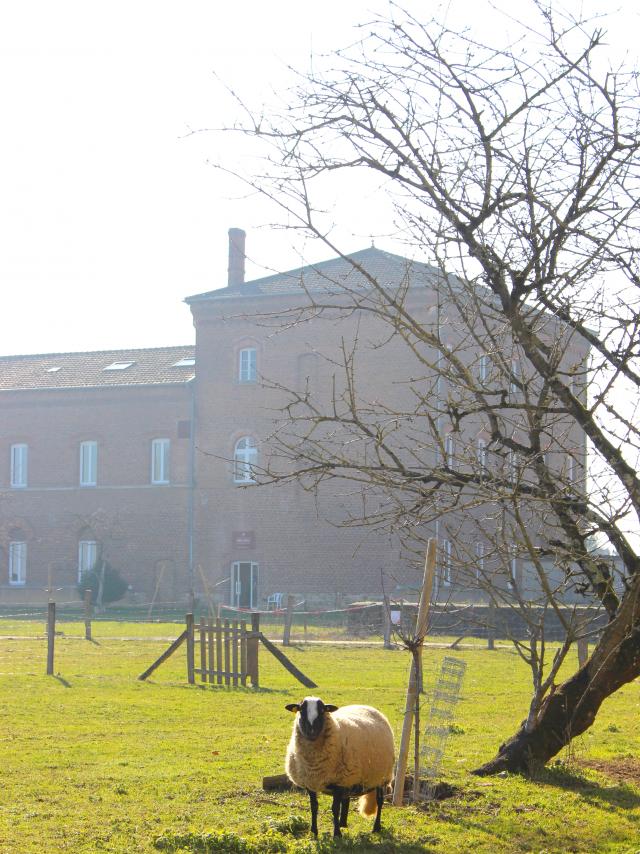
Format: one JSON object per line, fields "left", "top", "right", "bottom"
{"left": 227, "top": 227, "right": 246, "bottom": 287}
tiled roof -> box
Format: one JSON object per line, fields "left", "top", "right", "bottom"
{"left": 185, "top": 246, "right": 443, "bottom": 303}
{"left": 0, "top": 345, "right": 195, "bottom": 391}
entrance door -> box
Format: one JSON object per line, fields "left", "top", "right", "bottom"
{"left": 231, "top": 561, "right": 258, "bottom": 609}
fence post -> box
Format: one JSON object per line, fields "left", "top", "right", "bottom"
{"left": 383, "top": 601, "right": 392, "bottom": 649}
{"left": 186, "top": 613, "right": 195, "bottom": 684}
{"left": 47, "top": 601, "right": 56, "bottom": 675}
{"left": 84, "top": 589, "right": 93, "bottom": 641}
{"left": 487, "top": 600, "right": 496, "bottom": 650}
{"left": 248, "top": 612, "right": 260, "bottom": 688}
{"left": 283, "top": 594, "right": 295, "bottom": 646}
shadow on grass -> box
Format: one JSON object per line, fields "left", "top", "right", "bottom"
{"left": 52, "top": 675, "right": 72, "bottom": 688}
{"left": 537, "top": 765, "right": 640, "bottom": 810}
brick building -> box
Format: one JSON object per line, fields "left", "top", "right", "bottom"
{"left": 0, "top": 346, "right": 195, "bottom": 604}
{"left": 0, "top": 231, "right": 589, "bottom": 607}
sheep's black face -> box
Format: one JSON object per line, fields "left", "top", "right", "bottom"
{"left": 285, "top": 696, "right": 338, "bottom": 741}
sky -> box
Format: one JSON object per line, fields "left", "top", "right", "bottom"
{"left": 1, "top": 0, "right": 638, "bottom": 357}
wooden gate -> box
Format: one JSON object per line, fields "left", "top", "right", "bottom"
{"left": 188, "top": 615, "right": 258, "bottom": 687}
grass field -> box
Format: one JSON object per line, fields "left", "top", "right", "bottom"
{"left": 1, "top": 620, "right": 639, "bottom": 853}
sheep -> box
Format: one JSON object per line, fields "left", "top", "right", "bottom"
{"left": 284, "top": 696, "right": 395, "bottom": 838}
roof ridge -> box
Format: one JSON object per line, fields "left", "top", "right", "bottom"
{"left": 0, "top": 343, "right": 195, "bottom": 361}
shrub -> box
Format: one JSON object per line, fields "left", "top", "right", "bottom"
{"left": 78, "top": 561, "right": 128, "bottom": 605}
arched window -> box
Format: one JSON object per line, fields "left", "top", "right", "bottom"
{"left": 238, "top": 348, "right": 257, "bottom": 383}
{"left": 233, "top": 436, "right": 257, "bottom": 483}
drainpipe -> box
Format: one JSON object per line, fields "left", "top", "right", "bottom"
{"left": 187, "top": 375, "right": 196, "bottom": 610}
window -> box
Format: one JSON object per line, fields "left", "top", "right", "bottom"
{"left": 238, "top": 348, "right": 257, "bottom": 383}
{"left": 445, "top": 435, "right": 455, "bottom": 470}
{"left": 510, "top": 359, "right": 520, "bottom": 394}
{"left": 151, "top": 438, "right": 170, "bottom": 485}
{"left": 234, "top": 436, "right": 257, "bottom": 483}
{"left": 509, "top": 547, "right": 518, "bottom": 587}
{"left": 103, "top": 361, "right": 135, "bottom": 371}
{"left": 9, "top": 541, "right": 26, "bottom": 586}
{"left": 476, "top": 542, "right": 485, "bottom": 581}
{"left": 80, "top": 441, "right": 98, "bottom": 486}
{"left": 172, "top": 357, "right": 195, "bottom": 368}
{"left": 442, "top": 539, "right": 452, "bottom": 586}
{"left": 479, "top": 354, "right": 489, "bottom": 382}
{"left": 477, "top": 439, "right": 487, "bottom": 474}
{"left": 78, "top": 540, "right": 98, "bottom": 583}
{"left": 10, "top": 444, "right": 28, "bottom": 488}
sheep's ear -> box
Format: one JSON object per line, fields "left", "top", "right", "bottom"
{"left": 324, "top": 704, "right": 338, "bottom": 713}
{"left": 285, "top": 703, "right": 300, "bottom": 713}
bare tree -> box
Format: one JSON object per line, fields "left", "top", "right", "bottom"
{"left": 215, "top": 2, "right": 640, "bottom": 774}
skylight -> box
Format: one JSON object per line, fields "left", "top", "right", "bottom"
{"left": 45, "top": 366, "right": 62, "bottom": 373}
{"left": 172, "top": 357, "right": 195, "bottom": 367}
{"left": 103, "top": 361, "right": 135, "bottom": 371}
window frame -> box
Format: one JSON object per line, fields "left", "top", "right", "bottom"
{"left": 442, "top": 539, "right": 452, "bottom": 586}
{"left": 78, "top": 540, "right": 98, "bottom": 584}
{"left": 238, "top": 347, "right": 257, "bottom": 383}
{"left": 233, "top": 436, "right": 258, "bottom": 484}
{"left": 151, "top": 438, "right": 171, "bottom": 485}
{"left": 10, "top": 443, "right": 28, "bottom": 488}
{"left": 79, "top": 440, "right": 98, "bottom": 487}
{"left": 9, "top": 541, "right": 27, "bottom": 586}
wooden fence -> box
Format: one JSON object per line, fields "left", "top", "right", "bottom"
{"left": 188, "top": 614, "right": 257, "bottom": 687}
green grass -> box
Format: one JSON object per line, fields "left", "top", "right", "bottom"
{"left": 1, "top": 622, "right": 639, "bottom": 853}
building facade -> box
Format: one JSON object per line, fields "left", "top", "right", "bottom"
{"left": 0, "top": 233, "right": 589, "bottom": 607}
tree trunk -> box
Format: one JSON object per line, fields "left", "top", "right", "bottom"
{"left": 473, "top": 578, "right": 640, "bottom": 776}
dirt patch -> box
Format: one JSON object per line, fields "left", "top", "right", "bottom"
{"left": 577, "top": 757, "right": 640, "bottom": 787}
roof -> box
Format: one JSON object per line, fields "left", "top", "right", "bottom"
{"left": 0, "top": 345, "right": 196, "bottom": 391}
{"left": 185, "top": 246, "right": 443, "bottom": 303}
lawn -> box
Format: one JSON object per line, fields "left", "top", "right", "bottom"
{"left": 0, "top": 620, "right": 639, "bottom": 853}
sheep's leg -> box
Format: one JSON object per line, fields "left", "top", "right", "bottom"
{"left": 308, "top": 790, "right": 319, "bottom": 837}
{"left": 372, "top": 786, "right": 384, "bottom": 833}
{"left": 339, "top": 795, "right": 350, "bottom": 828}
{"left": 331, "top": 789, "right": 343, "bottom": 837}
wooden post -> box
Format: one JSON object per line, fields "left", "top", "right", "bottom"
{"left": 392, "top": 538, "right": 437, "bottom": 807}
{"left": 232, "top": 620, "right": 239, "bottom": 687}
{"left": 199, "top": 615, "right": 207, "bottom": 682}
{"left": 84, "top": 589, "right": 93, "bottom": 641}
{"left": 186, "top": 613, "right": 195, "bottom": 685}
{"left": 303, "top": 600, "right": 308, "bottom": 642}
{"left": 138, "top": 630, "right": 187, "bottom": 681}
{"left": 487, "top": 599, "right": 496, "bottom": 651}
{"left": 283, "top": 594, "right": 295, "bottom": 646}
{"left": 215, "top": 617, "right": 223, "bottom": 685}
{"left": 240, "top": 621, "right": 248, "bottom": 686}
{"left": 47, "top": 564, "right": 53, "bottom": 601}
{"left": 224, "top": 619, "right": 231, "bottom": 686}
{"left": 248, "top": 612, "right": 260, "bottom": 688}
{"left": 46, "top": 601, "right": 56, "bottom": 676}
{"left": 383, "top": 602, "right": 392, "bottom": 649}
{"left": 207, "top": 619, "right": 214, "bottom": 683}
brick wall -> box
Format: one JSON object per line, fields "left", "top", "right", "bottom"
{"left": 0, "top": 384, "right": 193, "bottom": 602}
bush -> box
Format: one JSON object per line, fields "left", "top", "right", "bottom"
{"left": 78, "top": 561, "right": 128, "bottom": 606}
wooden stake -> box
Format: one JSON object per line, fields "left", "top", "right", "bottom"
{"left": 84, "top": 588, "right": 93, "bottom": 641}
{"left": 248, "top": 613, "right": 260, "bottom": 688}
{"left": 283, "top": 594, "right": 295, "bottom": 646}
{"left": 186, "top": 613, "right": 195, "bottom": 684}
{"left": 392, "top": 538, "right": 437, "bottom": 806}
{"left": 46, "top": 601, "right": 56, "bottom": 676}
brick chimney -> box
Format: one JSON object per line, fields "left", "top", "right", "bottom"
{"left": 227, "top": 227, "right": 246, "bottom": 287}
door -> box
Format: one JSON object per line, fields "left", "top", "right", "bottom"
{"left": 231, "top": 561, "right": 258, "bottom": 609}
